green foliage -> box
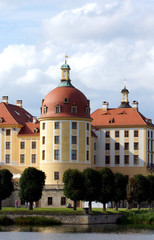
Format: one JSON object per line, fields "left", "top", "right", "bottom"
{"left": 82, "top": 168, "right": 101, "bottom": 202}
{"left": 133, "top": 174, "right": 149, "bottom": 204}
{"left": 146, "top": 175, "right": 154, "bottom": 205}
{"left": 117, "top": 211, "right": 154, "bottom": 225}
{"left": 0, "top": 215, "right": 14, "bottom": 225}
{"left": 99, "top": 168, "right": 115, "bottom": 207}
{"left": 19, "top": 167, "right": 46, "bottom": 206}
{"left": 0, "top": 169, "right": 14, "bottom": 204}
{"left": 113, "top": 173, "right": 128, "bottom": 204}
{"left": 63, "top": 169, "right": 85, "bottom": 202}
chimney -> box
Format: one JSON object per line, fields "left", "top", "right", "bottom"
{"left": 16, "top": 100, "right": 22, "bottom": 108}
{"left": 132, "top": 100, "right": 138, "bottom": 111}
{"left": 102, "top": 101, "right": 109, "bottom": 111}
{"left": 2, "top": 96, "right": 8, "bottom": 104}
{"left": 33, "top": 116, "right": 37, "bottom": 124}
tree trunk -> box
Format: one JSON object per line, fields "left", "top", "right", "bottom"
{"left": 89, "top": 201, "right": 92, "bottom": 211}
{"left": 73, "top": 201, "right": 77, "bottom": 210}
{"left": 0, "top": 199, "right": 1, "bottom": 210}
{"left": 103, "top": 203, "right": 106, "bottom": 211}
{"left": 126, "top": 201, "right": 131, "bottom": 209}
{"left": 115, "top": 202, "right": 118, "bottom": 211}
{"left": 137, "top": 203, "right": 140, "bottom": 210}
{"left": 29, "top": 201, "right": 33, "bottom": 210}
{"left": 148, "top": 202, "right": 151, "bottom": 210}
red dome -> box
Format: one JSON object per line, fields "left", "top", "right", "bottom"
{"left": 40, "top": 86, "right": 91, "bottom": 119}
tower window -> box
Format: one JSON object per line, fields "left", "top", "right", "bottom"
{"left": 20, "top": 154, "right": 25, "bottom": 163}
{"left": 72, "top": 136, "right": 77, "bottom": 144}
{"left": 54, "top": 150, "right": 59, "bottom": 160}
{"left": 86, "top": 151, "right": 89, "bottom": 161}
{"left": 6, "top": 142, "right": 10, "bottom": 149}
{"left": 72, "top": 150, "right": 77, "bottom": 160}
{"left": 6, "top": 129, "right": 10, "bottom": 136}
{"left": 55, "top": 106, "right": 61, "bottom": 114}
{"left": 94, "top": 142, "right": 96, "bottom": 150}
{"left": 87, "top": 137, "right": 89, "bottom": 145}
{"left": 87, "top": 123, "right": 89, "bottom": 130}
{"left": 54, "top": 136, "right": 60, "bottom": 144}
{"left": 42, "top": 136, "right": 45, "bottom": 145}
{"left": 72, "top": 122, "right": 77, "bottom": 129}
{"left": 42, "top": 150, "right": 45, "bottom": 160}
{"left": 5, "top": 154, "right": 10, "bottom": 164}
{"left": 71, "top": 106, "right": 77, "bottom": 114}
{"left": 42, "top": 123, "right": 45, "bottom": 130}
{"left": 55, "top": 122, "right": 60, "bottom": 129}
{"left": 32, "top": 154, "right": 36, "bottom": 163}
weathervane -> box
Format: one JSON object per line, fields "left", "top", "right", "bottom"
{"left": 65, "top": 54, "right": 68, "bottom": 63}
{"left": 124, "top": 79, "right": 126, "bottom": 88}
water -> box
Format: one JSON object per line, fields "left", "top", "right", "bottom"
{"left": 0, "top": 225, "right": 153, "bottom": 240}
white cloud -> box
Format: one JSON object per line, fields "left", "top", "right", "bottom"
{"left": 0, "top": 0, "right": 154, "bottom": 119}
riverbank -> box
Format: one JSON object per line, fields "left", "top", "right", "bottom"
{"left": 0, "top": 208, "right": 154, "bottom": 227}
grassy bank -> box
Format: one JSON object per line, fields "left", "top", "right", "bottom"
{"left": 0, "top": 215, "right": 61, "bottom": 226}
{"left": 117, "top": 210, "right": 154, "bottom": 225}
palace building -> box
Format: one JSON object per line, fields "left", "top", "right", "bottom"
{"left": 0, "top": 58, "right": 153, "bottom": 207}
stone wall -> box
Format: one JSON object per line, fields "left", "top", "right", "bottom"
{"left": 1, "top": 213, "right": 122, "bottom": 225}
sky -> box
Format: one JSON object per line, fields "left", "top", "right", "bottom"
{"left": 0, "top": 0, "right": 154, "bottom": 120}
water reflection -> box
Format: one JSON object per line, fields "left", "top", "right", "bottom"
{"left": 0, "top": 224, "right": 154, "bottom": 234}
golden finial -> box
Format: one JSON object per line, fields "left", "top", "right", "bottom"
{"left": 65, "top": 54, "right": 68, "bottom": 63}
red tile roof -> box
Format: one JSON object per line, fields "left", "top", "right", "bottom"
{"left": 91, "top": 108, "right": 154, "bottom": 128}
{"left": 18, "top": 122, "right": 40, "bottom": 136}
{"left": 0, "top": 102, "right": 33, "bottom": 125}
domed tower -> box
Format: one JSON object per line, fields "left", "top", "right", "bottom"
{"left": 39, "top": 57, "right": 92, "bottom": 185}
{"left": 118, "top": 80, "right": 131, "bottom": 108}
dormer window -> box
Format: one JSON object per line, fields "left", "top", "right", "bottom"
{"left": 85, "top": 107, "right": 89, "bottom": 115}
{"left": 43, "top": 105, "right": 47, "bottom": 114}
{"left": 0, "top": 117, "right": 4, "bottom": 122}
{"left": 34, "top": 128, "right": 39, "bottom": 133}
{"left": 55, "top": 106, "right": 61, "bottom": 114}
{"left": 64, "top": 98, "right": 69, "bottom": 104}
{"left": 71, "top": 106, "right": 77, "bottom": 114}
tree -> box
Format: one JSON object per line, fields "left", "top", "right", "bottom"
{"left": 146, "top": 175, "right": 154, "bottom": 209}
{"left": 0, "top": 169, "right": 14, "bottom": 210}
{"left": 63, "top": 169, "right": 85, "bottom": 210}
{"left": 126, "top": 177, "right": 135, "bottom": 209}
{"left": 19, "top": 167, "right": 46, "bottom": 210}
{"left": 99, "top": 168, "right": 115, "bottom": 211}
{"left": 113, "top": 173, "right": 128, "bottom": 210}
{"left": 133, "top": 174, "right": 148, "bottom": 210}
{"left": 82, "top": 168, "right": 101, "bottom": 211}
